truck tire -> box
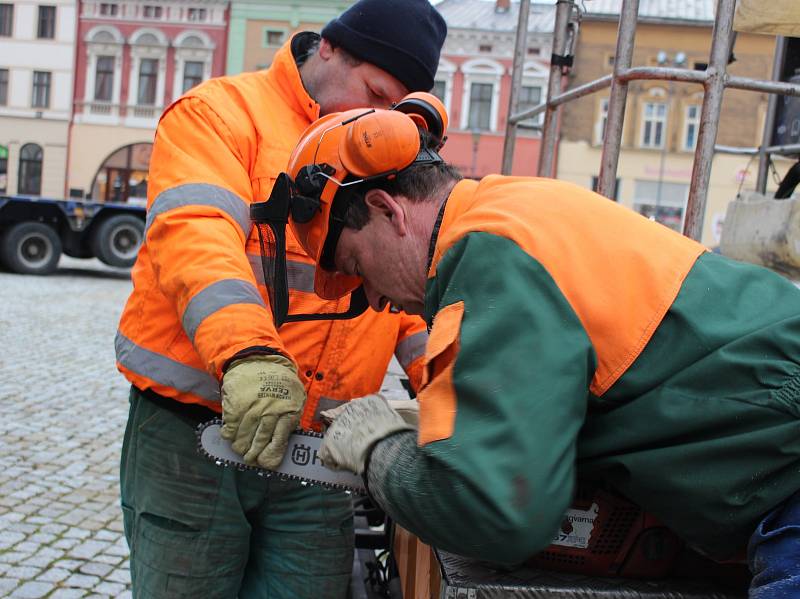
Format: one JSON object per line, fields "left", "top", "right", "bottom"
{"left": 91, "top": 214, "right": 144, "bottom": 268}
{"left": 1, "top": 222, "right": 62, "bottom": 275}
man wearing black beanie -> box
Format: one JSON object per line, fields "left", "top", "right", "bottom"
{"left": 321, "top": 0, "right": 448, "bottom": 93}
{"left": 118, "top": 0, "right": 447, "bottom": 598}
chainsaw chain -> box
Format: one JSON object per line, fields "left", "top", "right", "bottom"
{"left": 195, "top": 418, "right": 364, "bottom": 495}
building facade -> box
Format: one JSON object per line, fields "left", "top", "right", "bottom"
{"left": 433, "top": 0, "right": 554, "bottom": 178}
{"left": 227, "top": 0, "right": 352, "bottom": 75}
{"left": 0, "top": 0, "right": 77, "bottom": 197}
{"left": 557, "top": 0, "right": 778, "bottom": 246}
{"left": 67, "top": 0, "right": 227, "bottom": 202}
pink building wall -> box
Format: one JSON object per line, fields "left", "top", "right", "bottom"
{"left": 73, "top": 4, "right": 228, "bottom": 116}
{"left": 437, "top": 54, "right": 549, "bottom": 179}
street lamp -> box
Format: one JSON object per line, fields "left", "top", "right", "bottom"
{"left": 655, "top": 51, "right": 687, "bottom": 228}
{"left": 471, "top": 128, "right": 482, "bottom": 178}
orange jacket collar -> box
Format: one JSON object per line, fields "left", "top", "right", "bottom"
{"left": 266, "top": 34, "right": 321, "bottom": 123}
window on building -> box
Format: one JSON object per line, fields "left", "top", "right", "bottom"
{"left": 0, "top": 68, "right": 8, "bottom": 105}
{"left": 478, "top": 44, "right": 493, "bottom": 53}
{"left": 633, "top": 179, "right": 688, "bottom": 232}
{"left": 31, "top": 71, "right": 51, "bottom": 108}
{"left": 683, "top": 104, "right": 700, "bottom": 150}
{"left": 467, "top": 82, "right": 493, "bottom": 131}
{"left": 596, "top": 98, "right": 609, "bottom": 144}
{"left": 694, "top": 62, "right": 708, "bottom": 71}
{"left": 137, "top": 59, "right": 158, "bottom": 105}
{"left": 264, "top": 29, "right": 284, "bottom": 47}
{"left": 182, "top": 61, "right": 203, "bottom": 93}
{"left": 94, "top": 56, "right": 114, "bottom": 101}
{"left": 517, "top": 85, "right": 542, "bottom": 128}
{"left": 142, "top": 5, "right": 162, "bottom": 18}
{"left": 0, "top": 4, "right": 13, "bottom": 37}
{"left": 37, "top": 6, "right": 55, "bottom": 38}
{"left": 99, "top": 3, "right": 118, "bottom": 16}
{"left": 431, "top": 80, "right": 446, "bottom": 104}
{"left": 591, "top": 175, "right": 620, "bottom": 201}
{"left": 606, "top": 55, "right": 616, "bottom": 68}
{"left": 527, "top": 47, "right": 540, "bottom": 56}
{"left": 187, "top": 8, "right": 207, "bottom": 22}
{"left": 18, "top": 143, "right": 43, "bottom": 195}
{"left": 641, "top": 102, "right": 667, "bottom": 148}
{"left": 0, "top": 144, "right": 7, "bottom": 193}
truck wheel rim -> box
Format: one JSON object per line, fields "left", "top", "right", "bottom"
{"left": 110, "top": 225, "right": 142, "bottom": 259}
{"left": 18, "top": 233, "right": 53, "bottom": 268}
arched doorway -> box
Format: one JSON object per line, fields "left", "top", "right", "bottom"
{"left": 90, "top": 142, "right": 152, "bottom": 204}
{"left": 18, "top": 143, "right": 43, "bottom": 195}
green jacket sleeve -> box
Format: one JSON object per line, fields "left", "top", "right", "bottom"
{"left": 367, "top": 232, "right": 596, "bottom": 564}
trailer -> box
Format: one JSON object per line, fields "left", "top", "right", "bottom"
{"left": 0, "top": 195, "right": 145, "bottom": 275}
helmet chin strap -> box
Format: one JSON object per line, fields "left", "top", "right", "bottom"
{"left": 250, "top": 173, "right": 369, "bottom": 328}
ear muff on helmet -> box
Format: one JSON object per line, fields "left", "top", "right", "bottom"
{"left": 291, "top": 164, "right": 334, "bottom": 223}
{"left": 338, "top": 111, "right": 422, "bottom": 179}
{"left": 392, "top": 92, "right": 448, "bottom": 149}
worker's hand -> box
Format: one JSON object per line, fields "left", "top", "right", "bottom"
{"left": 221, "top": 354, "right": 305, "bottom": 469}
{"left": 319, "top": 394, "right": 415, "bottom": 475}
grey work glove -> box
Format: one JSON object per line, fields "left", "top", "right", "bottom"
{"left": 319, "top": 394, "right": 416, "bottom": 475}
{"left": 220, "top": 354, "right": 305, "bottom": 469}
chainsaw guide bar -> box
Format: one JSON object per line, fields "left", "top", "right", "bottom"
{"left": 196, "top": 419, "right": 366, "bottom": 494}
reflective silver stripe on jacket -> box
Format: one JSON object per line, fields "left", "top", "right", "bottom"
{"left": 182, "top": 279, "right": 266, "bottom": 343}
{"left": 395, "top": 331, "right": 428, "bottom": 370}
{"left": 115, "top": 331, "right": 220, "bottom": 402}
{"left": 146, "top": 183, "right": 251, "bottom": 237}
{"left": 247, "top": 254, "right": 316, "bottom": 293}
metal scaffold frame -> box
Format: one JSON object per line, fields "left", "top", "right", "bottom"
{"left": 501, "top": 0, "right": 800, "bottom": 241}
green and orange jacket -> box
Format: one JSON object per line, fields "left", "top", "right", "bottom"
{"left": 367, "top": 175, "right": 800, "bottom": 562}
{"left": 115, "top": 34, "right": 426, "bottom": 428}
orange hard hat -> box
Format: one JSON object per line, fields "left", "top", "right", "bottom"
{"left": 285, "top": 92, "right": 448, "bottom": 300}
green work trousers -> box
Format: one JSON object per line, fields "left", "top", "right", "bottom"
{"left": 120, "top": 387, "right": 354, "bottom": 599}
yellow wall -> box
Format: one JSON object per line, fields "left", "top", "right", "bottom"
{"left": 67, "top": 124, "right": 154, "bottom": 197}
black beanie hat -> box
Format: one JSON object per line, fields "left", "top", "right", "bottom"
{"left": 321, "top": 0, "right": 447, "bottom": 93}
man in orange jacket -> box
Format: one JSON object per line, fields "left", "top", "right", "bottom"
{"left": 114, "top": 1, "right": 446, "bottom": 596}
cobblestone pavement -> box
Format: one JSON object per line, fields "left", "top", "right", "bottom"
{"left": 0, "top": 257, "right": 134, "bottom": 598}
{"left": 0, "top": 256, "right": 409, "bottom": 598}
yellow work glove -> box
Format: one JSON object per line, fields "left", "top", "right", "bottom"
{"left": 220, "top": 354, "right": 305, "bottom": 469}
{"left": 319, "top": 394, "right": 416, "bottom": 475}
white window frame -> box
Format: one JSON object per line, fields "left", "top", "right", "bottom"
{"left": 262, "top": 27, "right": 287, "bottom": 48}
{"left": 81, "top": 25, "right": 124, "bottom": 124}
{"left": 432, "top": 58, "right": 455, "bottom": 116}
{"left": 640, "top": 97, "right": 668, "bottom": 149}
{"left": 683, "top": 104, "right": 701, "bottom": 151}
{"left": 172, "top": 30, "right": 214, "bottom": 101}
{"left": 594, "top": 97, "right": 610, "bottom": 145}
{"left": 459, "top": 58, "right": 503, "bottom": 132}
{"left": 516, "top": 61, "right": 548, "bottom": 130}
{"left": 126, "top": 28, "right": 168, "bottom": 126}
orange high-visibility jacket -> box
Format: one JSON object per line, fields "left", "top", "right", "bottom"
{"left": 115, "top": 36, "right": 427, "bottom": 428}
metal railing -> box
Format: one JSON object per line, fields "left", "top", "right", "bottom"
{"left": 501, "top": 0, "right": 800, "bottom": 241}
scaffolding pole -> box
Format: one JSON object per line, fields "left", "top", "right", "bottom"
{"left": 596, "top": 0, "right": 639, "bottom": 199}
{"left": 682, "top": 0, "right": 736, "bottom": 240}
{"left": 501, "top": 0, "right": 531, "bottom": 175}
{"left": 537, "top": 0, "right": 575, "bottom": 178}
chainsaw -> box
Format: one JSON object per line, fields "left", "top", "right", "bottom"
{"left": 196, "top": 419, "right": 366, "bottom": 494}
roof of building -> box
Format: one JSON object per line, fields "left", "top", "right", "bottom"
{"left": 435, "top": 0, "right": 715, "bottom": 28}
{"left": 580, "top": 0, "right": 715, "bottom": 23}
{"left": 435, "top": 0, "right": 556, "bottom": 33}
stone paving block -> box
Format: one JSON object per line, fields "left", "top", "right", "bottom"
{"left": 36, "top": 567, "right": 70, "bottom": 583}
{"left": 0, "top": 577, "right": 20, "bottom": 594}
{"left": 79, "top": 562, "right": 112, "bottom": 577}
{"left": 93, "top": 581, "right": 126, "bottom": 596}
{"left": 106, "top": 568, "right": 131, "bottom": 585}
{"left": 5, "top": 566, "right": 41, "bottom": 580}
{"left": 49, "top": 589, "right": 87, "bottom": 598}
{"left": 69, "top": 541, "right": 109, "bottom": 560}
{"left": 63, "top": 528, "right": 91, "bottom": 540}
{"left": 0, "top": 531, "right": 26, "bottom": 548}
{"left": 10, "top": 580, "right": 53, "bottom": 598}
{"left": 62, "top": 573, "right": 100, "bottom": 589}
{"left": 0, "top": 552, "right": 31, "bottom": 564}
